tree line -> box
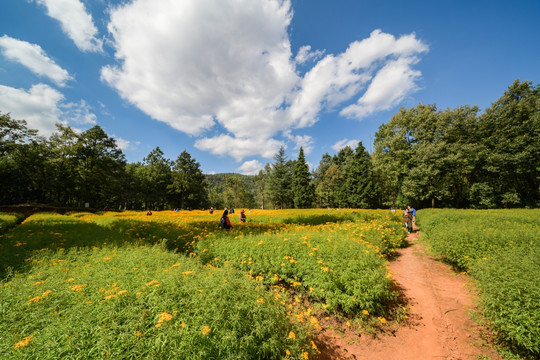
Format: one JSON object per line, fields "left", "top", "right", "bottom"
{"left": 1, "top": 79, "right": 538, "bottom": 210}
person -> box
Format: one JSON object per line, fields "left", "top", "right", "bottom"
{"left": 147, "top": 210, "right": 152, "bottom": 216}
{"left": 407, "top": 206, "right": 414, "bottom": 233}
{"left": 239, "top": 209, "right": 246, "bottom": 223}
{"left": 209, "top": 206, "right": 214, "bottom": 214}
{"left": 230, "top": 207, "right": 234, "bottom": 214}
{"left": 403, "top": 208, "right": 409, "bottom": 232}
{"left": 219, "top": 209, "right": 232, "bottom": 230}
{"left": 411, "top": 206, "right": 417, "bottom": 229}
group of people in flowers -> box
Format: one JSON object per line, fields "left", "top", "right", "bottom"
{"left": 403, "top": 205, "right": 416, "bottom": 234}
{"left": 217, "top": 207, "right": 247, "bottom": 230}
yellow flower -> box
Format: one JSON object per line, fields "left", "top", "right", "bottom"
{"left": 13, "top": 336, "right": 32, "bottom": 349}
{"left": 288, "top": 331, "right": 295, "bottom": 340}
{"left": 201, "top": 326, "right": 211, "bottom": 335}
{"left": 158, "top": 312, "right": 173, "bottom": 322}
{"left": 285, "top": 349, "right": 291, "bottom": 355}
{"left": 301, "top": 351, "right": 309, "bottom": 359}
{"left": 378, "top": 316, "right": 387, "bottom": 324}
{"left": 182, "top": 271, "right": 194, "bottom": 275}
{"left": 68, "top": 284, "right": 87, "bottom": 291}
{"left": 362, "top": 309, "right": 369, "bottom": 316}
{"left": 145, "top": 280, "right": 159, "bottom": 287}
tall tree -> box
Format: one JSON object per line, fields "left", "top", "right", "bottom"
{"left": 473, "top": 79, "right": 540, "bottom": 207}
{"left": 74, "top": 125, "right": 126, "bottom": 208}
{"left": 345, "top": 141, "right": 375, "bottom": 208}
{"left": 140, "top": 147, "right": 171, "bottom": 209}
{"left": 333, "top": 146, "right": 354, "bottom": 208}
{"left": 169, "top": 151, "right": 207, "bottom": 209}
{"left": 268, "top": 147, "right": 293, "bottom": 209}
{"left": 292, "top": 147, "right": 314, "bottom": 208}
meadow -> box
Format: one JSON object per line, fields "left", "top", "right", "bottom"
{"left": 418, "top": 209, "right": 540, "bottom": 358}
{"left": 0, "top": 209, "right": 407, "bottom": 359}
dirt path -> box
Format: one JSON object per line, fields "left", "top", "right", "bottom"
{"left": 314, "top": 233, "right": 502, "bottom": 360}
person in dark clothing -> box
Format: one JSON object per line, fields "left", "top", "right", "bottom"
{"left": 239, "top": 209, "right": 246, "bottom": 223}
{"left": 220, "top": 209, "right": 232, "bottom": 230}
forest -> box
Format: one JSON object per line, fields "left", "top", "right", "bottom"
{"left": 1, "top": 79, "right": 538, "bottom": 210}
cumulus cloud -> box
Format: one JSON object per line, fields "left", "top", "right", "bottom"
{"left": 195, "top": 134, "right": 283, "bottom": 162}
{"left": 60, "top": 100, "right": 97, "bottom": 125}
{"left": 0, "top": 83, "right": 97, "bottom": 136}
{"left": 101, "top": 0, "right": 428, "bottom": 162}
{"left": 332, "top": 138, "right": 359, "bottom": 152}
{"left": 340, "top": 57, "right": 422, "bottom": 118}
{"left": 34, "top": 0, "right": 103, "bottom": 52}
{"left": 287, "top": 30, "right": 428, "bottom": 125}
{"left": 0, "top": 35, "right": 72, "bottom": 87}
{"left": 284, "top": 131, "right": 314, "bottom": 154}
{"left": 295, "top": 45, "right": 325, "bottom": 65}
{"left": 237, "top": 159, "right": 263, "bottom": 175}
{"left": 112, "top": 135, "right": 138, "bottom": 151}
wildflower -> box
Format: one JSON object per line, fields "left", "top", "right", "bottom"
{"left": 301, "top": 352, "right": 309, "bottom": 359}
{"left": 288, "top": 331, "right": 295, "bottom": 340}
{"left": 145, "top": 280, "right": 159, "bottom": 287}
{"left": 286, "top": 349, "right": 291, "bottom": 355}
{"left": 13, "top": 336, "right": 32, "bottom": 349}
{"left": 378, "top": 316, "right": 387, "bottom": 324}
{"left": 68, "top": 284, "right": 87, "bottom": 291}
{"left": 362, "top": 309, "right": 369, "bottom": 316}
{"left": 158, "top": 312, "right": 173, "bottom": 322}
{"left": 201, "top": 326, "right": 211, "bottom": 335}
{"left": 182, "top": 271, "right": 194, "bottom": 275}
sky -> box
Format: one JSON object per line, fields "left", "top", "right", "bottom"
{"left": 1, "top": 0, "right": 539, "bottom": 175}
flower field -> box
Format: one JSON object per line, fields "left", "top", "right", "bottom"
{"left": 0, "top": 209, "right": 406, "bottom": 359}
{"left": 418, "top": 209, "right": 540, "bottom": 358}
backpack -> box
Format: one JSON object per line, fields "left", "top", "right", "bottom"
{"left": 219, "top": 217, "right": 226, "bottom": 229}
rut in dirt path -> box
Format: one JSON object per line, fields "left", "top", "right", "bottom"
{"left": 315, "top": 233, "right": 502, "bottom": 360}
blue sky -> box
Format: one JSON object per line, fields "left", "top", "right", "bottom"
{"left": 1, "top": 0, "right": 539, "bottom": 174}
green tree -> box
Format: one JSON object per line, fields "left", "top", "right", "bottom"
{"left": 268, "top": 147, "right": 293, "bottom": 209}
{"left": 139, "top": 147, "right": 171, "bottom": 210}
{"left": 473, "top": 79, "right": 540, "bottom": 207}
{"left": 73, "top": 125, "right": 126, "bottom": 208}
{"left": 292, "top": 147, "right": 314, "bottom": 208}
{"left": 333, "top": 146, "right": 354, "bottom": 208}
{"left": 345, "top": 141, "right": 375, "bottom": 208}
{"left": 169, "top": 151, "right": 208, "bottom": 209}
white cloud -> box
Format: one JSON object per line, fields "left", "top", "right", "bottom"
{"left": 0, "top": 35, "right": 72, "bottom": 87}
{"left": 0, "top": 83, "right": 97, "bottom": 136}
{"left": 332, "top": 139, "right": 359, "bottom": 152}
{"left": 61, "top": 99, "right": 97, "bottom": 125}
{"left": 340, "top": 57, "right": 422, "bottom": 118}
{"left": 195, "top": 134, "right": 283, "bottom": 162}
{"left": 34, "top": 0, "right": 103, "bottom": 52}
{"left": 295, "top": 45, "right": 325, "bottom": 65}
{"left": 112, "top": 135, "right": 138, "bottom": 151}
{"left": 101, "top": 0, "right": 427, "bottom": 161}
{"left": 288, "top": 30, "right": 428, "bottom": 125}
{"left": 237, "top": 159, "right": 263, "bottom": 175}
{"left": 284, "top": 131, "right": 314, "bottom": 154}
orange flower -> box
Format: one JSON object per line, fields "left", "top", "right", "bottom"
{"left": 13, "top": 336, "right": 32, "bottom": 349}
{"left": 201, "top": 326, "right": 211, "bottom": 335}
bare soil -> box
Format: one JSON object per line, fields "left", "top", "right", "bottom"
{"left": 314, "top": 232, "right": 502, "bottom": 360}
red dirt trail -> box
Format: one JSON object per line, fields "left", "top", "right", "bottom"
{"left": 314, "top": 233, "right": 502, "bottom": 360}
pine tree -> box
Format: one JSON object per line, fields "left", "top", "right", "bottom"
{"left": 268, "top": 147, "right": 293, "bottom": 209}
{"left": 292, "top": 147, "right": 314, "bottom": 208}
{"left": 345, "top": 141, "right": 375, "bottom": 208}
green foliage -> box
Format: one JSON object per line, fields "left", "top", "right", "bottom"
{"left": 418, "top": 209, "right": 540, "bottom": 358}
{"left": 292, "top": 148, "right": 314, "bottom": 208}
{"left": 268, "top": 147, "right": 293, "bottom": 209}
{"left": 0, "top": 212, "right": 24, "bottom": 235}
{"left": 0, "top": 214, "right": 312, "bottom": 359}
